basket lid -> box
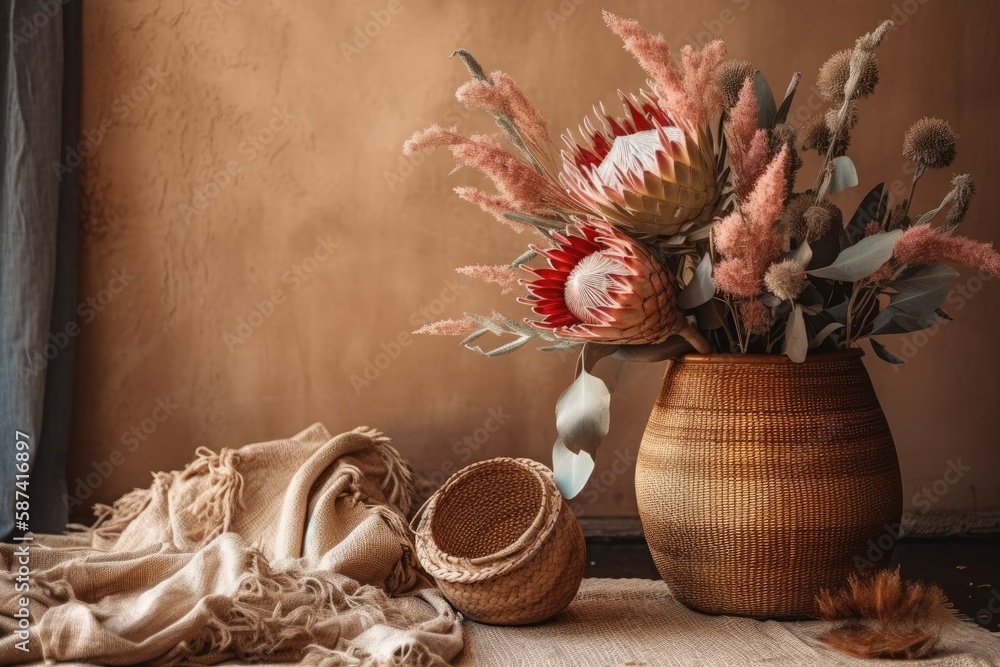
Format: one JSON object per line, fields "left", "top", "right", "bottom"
{"left": 413, "top": 457, "right": 564, "bottom": 583}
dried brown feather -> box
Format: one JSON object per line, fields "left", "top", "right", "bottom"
{"left": 816, "top": 569, "right": 948, "bottom": 660}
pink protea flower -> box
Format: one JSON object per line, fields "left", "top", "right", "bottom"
{"left": 893, "top": 225, "right": 1000, "bottom": 276}
{"left": 519, "top": 220, "right": 693, "bottom": 345}
{"left": 559, "top": 16, "right": 726, "bottom": 235}
{"left": 559, "top": 105, "right": 720, "bottom": 236}
{"left": 405, "top": 16, "right": 726, "bottom": 239}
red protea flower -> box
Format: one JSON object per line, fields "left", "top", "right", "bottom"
{"left": 559, "top": 91, "right": 720, "bottom": 237}
{"left": 519, "top": 220, "right": 687, "bottom": 344}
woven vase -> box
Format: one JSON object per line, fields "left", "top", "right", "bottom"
{"left": 636, "top": 350, "right": 902, "bottom": 619}
{"left": 414, "top": 457, "right": 586, "bottom": 625}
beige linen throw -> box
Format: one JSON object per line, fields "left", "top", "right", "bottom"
{"left": 0, "top": 424, "right": 463, "bottom": 666}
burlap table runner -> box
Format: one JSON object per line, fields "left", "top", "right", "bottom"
{"left": 0, "top": 424, "right": 463, "bottom": 666}
{"left": 457, "top": 579, "right": 1000, "bottom": 666}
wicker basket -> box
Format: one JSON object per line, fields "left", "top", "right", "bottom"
{"left": 413, "top": 457, "right": 586, "bottom": 625}
{"left": 637, "top": 350, "right": 902, "bottom": 619}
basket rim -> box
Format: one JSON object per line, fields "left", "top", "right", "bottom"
{"left": 413, "top": 457, "right": 562, "bottom": 583}
{"left": 676, "top": 349, "right": 864, "bottom": 365}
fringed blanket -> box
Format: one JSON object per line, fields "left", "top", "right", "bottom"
{"left": 0, "top": 424, "right": 463, "bottom": 666}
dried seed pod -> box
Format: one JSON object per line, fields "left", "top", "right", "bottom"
{"left": 717, "top": 59, "right": 758, "bottom": 110}
{"left": 817, "top": 49, "right": 880, "bottom": 102}
{"left": 903, "top": 117, "right": 957, "bottom": 170}
{"left": 800, "top": 115, "right": 832, "bottom": 154}
{"left": 803, "top": 199, "right": 843, "bottom": 242}
{"left": 770, "top": 123, "right": 804, "bottom": 175}
{"left": 778, "top": 192, "right": 815, "bottom": 239}
{"left": 764, "top": 260, "right": 807, "bottom": 300}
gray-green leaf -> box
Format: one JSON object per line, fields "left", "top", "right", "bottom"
{"left": 870, "top": 338, "right": 905, "bottom": 364}
{"left": 753, "top": 71, "right": 777, "bottom": 129}
{"left": 870, "top": 263, "right": 958, "bottom": 334}
{"left": 845, "top": 182, "right": 885, "bottom": 245}
{"left": 808, "top": 230, "right": 903, "bottom": 282}
{"left": 809, "top": 322, "right": 844, "bottom": 348}
{"left": 613, "top": 337, "right": 697, "bottom": 363}
{"left": 677, "top": 253, "right": 715, "bottom": 308}
{"left": 552, "top": 369, "right": 610, "bottom": 498}
{"left": 782, "top": 304, "right": 808, "bottom": 362}
{"left": 826, "top": 155, "right": 859, "bottom": 195}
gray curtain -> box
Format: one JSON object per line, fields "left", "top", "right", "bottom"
{"left": 1, "top": 0, "right": 81, "bottom": 539}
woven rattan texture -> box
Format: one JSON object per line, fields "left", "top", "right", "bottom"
{"left": 636, "top": 352, "right": 902, "bottom": 619}
{"left": 431, "top": 463, "right": 543, "bottom": 558}
{"left": 415, "top": 458, "right": 586, "bottom": 625}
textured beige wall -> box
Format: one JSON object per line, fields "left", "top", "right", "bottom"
{"left": 70, "top": 0, "right": 1000, "bottom": 520}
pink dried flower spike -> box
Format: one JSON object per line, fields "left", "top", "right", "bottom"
{"left": 894, "top": 225, "right": 1000, "bottom": 276}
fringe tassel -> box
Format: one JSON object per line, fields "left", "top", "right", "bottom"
{"left": 67, "top": 471, "right": 172, "bottom": 548}
{"left": 174, "top": 549, "right": 396, "bottom": 665}
{"left": 353, "top": 426, "right": 415, "bottom": 517}
{"left": 180, "top": 447, "right": 245, "bottom": 545}
{"left": 368, "top": 504, "right": 427, "bottom": 595}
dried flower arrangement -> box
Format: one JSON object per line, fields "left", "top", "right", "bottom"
{"left": 405, "top": 13, "right": 1000, "bottom": 495}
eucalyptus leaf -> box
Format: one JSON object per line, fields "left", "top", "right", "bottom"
{"left": 760, "top": 293, "right": 782, "bottom": 308}
{"left": 677, "top": 253, "right": 715, "bottom": 309}
{"left": 552, "top": 440, "right": 595, "bottom": 501}
{"left": 845, "top": 182, "right": 885, "bottom": 245}
{"left": 893, "top": 263, "right": 960, "bottom": 287}
{"left": 552, "top": 368, "right": 611, "bottom": 498}
{"left": 798, "top": 283, "right": 825, "bottom": 309}
{"left": 809, "top": 219, "right": 843, "bottom": 270}
{"left": 870, "top": 309, "right": 940, "bottom": 335}
{"left": 870, "top": 338, "right": 905, "bottom": 364}
{"left": 613, "top": 337, "right": 697, "bottom": 363}
{"left": 870, "top": 263, "right": 959, "bottom": 334}
{"left": 825, "top": 299, "right": 850, "bottom": 323}
{"left": 801, "top": 303, "right": 824, "bottom": 316}
{"left": 773, "top": 74, "right": 799, "bottom": 125}
{"left": 752, "top": 70, "right": 777, "bottom": 129}
{"left": 826, "top": 155, "right": 859, "bottom": 195}
{"left": 782, "top": 304, "right": 808, "bottom": 363}
{"left": 888, "top": 263, "right": 959, "bottom": 306}
{"left": 695, "top": 298, "right": 727, "bottom": 330}
{"left": 810, "top": 322, "right": 844, "bottom": 348}
{"left": 808, "top": 230, "right": 903, "bottom": 282}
